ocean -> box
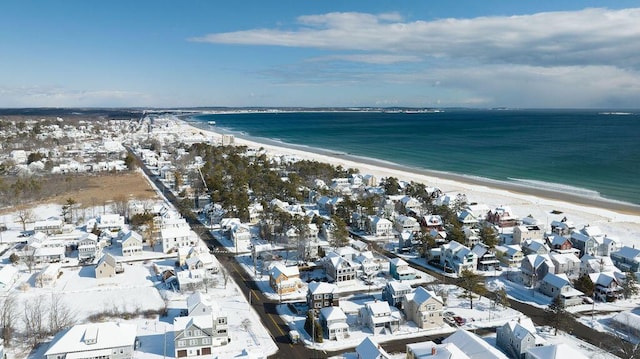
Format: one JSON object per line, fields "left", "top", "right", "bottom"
{"left": 191, "top": 109, "right": 640, "bottom": 206}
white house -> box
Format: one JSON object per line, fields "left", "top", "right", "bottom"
{"left": 44, "top": 322, "right": 138, "bottom": 359}
{"left": 360, "top": 300, "right": 401, "bottom": 335}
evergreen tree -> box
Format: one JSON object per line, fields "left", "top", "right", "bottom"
{"left": 456, "top": 269, "right": 487, "bottom": 309}
{"left": 479, "top": 225, "right": 499, "bottom": 249}
{"left": 546, "top": 295, "right": 569, "bottom": 335}
{"left": 382, "top": 177, "right": 400, "bottom": 195}
{"left": 573, "top": 274, "right": 595, "bottom": 297}
{"left": 621, "top": 272, "right": 640, "bottom": 299}
{"left": 329, "top": 216, "right": 350, "bottom": 248}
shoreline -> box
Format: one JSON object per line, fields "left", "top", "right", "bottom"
{"left": 184, "top": 117, "right": 640, "bottom": 217}
{"left": 177, "top": 116, "right": 640, "bottom": 246}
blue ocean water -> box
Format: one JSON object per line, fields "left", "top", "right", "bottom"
{"left": 193, "top": 110, "right": 640, "bottom": 205}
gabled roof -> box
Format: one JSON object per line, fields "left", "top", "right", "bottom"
{"left": 406, "top": 286, "right": 443, "bottom": 306}
{"left": 355, "top": 337, "right": 391, "bottom": 359}
{"left": 44, "top": 322, "right": 137, "bottom": 357}
{"left": 389, "top": 257, "right": 408, "bottom": 267}
{"left": 541, "top": 273, "right": 570, "bottom": 288}
{"left": 320, "top": 306, "right": 347, "bottom": 322}
{"left": 365, "top": 300, "right": 391, "bottom": 316}
{"left": 186, "top": 291, "right": 213, "bottom": 314}
{"left": 526, "top": 343, "right": 588, "bottom": 359}
{"left": 308, "top": 281, "right": 337, "bottom": 295}
{"left": 386, "top": 280, "right": 412, "bottom": 293}
{"left": 269, "top": 263, "right": 299, "bottom": 279}
{"left": 612, "top": 246, "right": 640, "bottom": 260}
{"left": 173, "top": 314, "right": 213, "bottom": 332}
{"left": 443, "top": 329, "right": 509, "bottom": 359}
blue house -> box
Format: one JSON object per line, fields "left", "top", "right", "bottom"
{"left": 389, "top": 258, "right": 416, "bottom": 280}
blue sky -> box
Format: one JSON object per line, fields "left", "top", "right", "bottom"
{"left": 1, "top": 1, "right": 639, "bottom": 108}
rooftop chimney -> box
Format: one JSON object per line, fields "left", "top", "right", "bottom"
{"left": 431, "top": 347, "right": 436, "bottom": 355}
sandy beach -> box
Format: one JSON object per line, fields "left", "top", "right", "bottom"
{"left": 178, "top": 117, "right": 640, "bottom": 247}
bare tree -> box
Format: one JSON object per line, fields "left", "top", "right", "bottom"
{"left": 23, "top": 295, "right": 48, "bottom": 348}
{"left": 15, "top": 208, "right": 34, "bottom": 232}
{"left": 112, "top": 194, "right": 129, "bottom": 218}
{"left": 0, "top": 292, "right": 18, "bottom": 346}
{"left": 23, "top": 247, "right": 37, "bottom": 273}
{"left": 49, "top": 292, "right": 76, "bottom": 335}
{"left": 220, "top": 266, "right": 230, "bottom": 289}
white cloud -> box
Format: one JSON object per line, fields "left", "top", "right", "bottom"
{"left": 190, "top": 8, "right": 640, "bottom": 69}
{"left": 308, "top": 54, "right": 422, "bottom": 64}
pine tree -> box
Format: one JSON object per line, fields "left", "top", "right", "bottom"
{"left": 573, "top": 274, "right": 595, "bottom": 297}
{"left": 546, "top": 295, "right": 569, "bottom": 335}
{"left": 456, "top": 269, "right": 487, "bottom": 309}
{"left": 621, "top": 272, "right": 640, "bottom": 299}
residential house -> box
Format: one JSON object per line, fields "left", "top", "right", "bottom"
{"left": 34, "top": 218, "right": 64, "bottom": 235}
{"left": 440, "top": 241, "right": 477, "bottom": 275}
{"left": 324, "top": 255, "right": 357, "bottom": 285}
{"left": 570, "top": 231, "right": 601, "bottom": 257}
{"left": 539, "top": 273, "right": 583, "bottom": 306}
{"left": 359, "top": 300, "right": 401, "bottom": 335}
{"left": 522, "top": 240, "right": 550, "bottom": 256}
{"left": 176, "top": 269, "right": 205, "bottom": 292}
{"left": 521, "top": 254, "right": 555, "bottom": 287}
{"left": 525, "top": 343, "right": 589, "bottom": 359}
{"left": 513, "top": 225, "right": 544, "bottom": 244}
{"left": 382, "top": 280, "right": 413, "bottom": 308}
{"left": 186, "top": 292, "right": 213, "bottom": 316}
{"left": 442, "top": 329, "right": 509, "bottom": 359}
{"left": 36, "top": 263, "right": 61, "bottom": 288}
{"left": 406, "top": 341, "right": 470, "bottom": 359}
{"left": 402, "top": 287, "right": 444, "bottom": 329}
{"left": 487, "top": 206, "right": 519, "bottom": 227}
{"left": 174, "top": 313, "right": 229, "bottom": 357}
{"left": 546, "top": 235, "right": 579, "bottom": 255}
{"left": 269, "top": 263, "right": 301, "bottom": 295}
{"left": 369, "top": 216, "right": 393, "bottom": 237}
{"left": 354, "top": 251, "right": 380, "bottom": 276}
{"left": 307, "top": 281, "right": 339, "bottom": 310}
{"left": 78, "top": 233, "right": 101, "bottom": 261}
{"left": 579, "top": 255, "right": 619, "bottom": 276}
{"left": 120, "top": 230, "right": 144, "bottom": 257}
{"left": 457, "top": 209, "right": 479, "bottom": 226}
{"left": 394, "top": 215, "right": 420, "bottom": 234}
{"left": 95, "top": 253, "right": 123, "bottom": 279}
{"left": 462, "top": 227, "right": 480, "bottom": 248}
{"left": 161, "top": 226, "right": 198, "bottom": 253}
{"left": 495, "top": 245, "right": 524, "bottom": 268}
{"left": 389, "top": 257, "right": 416, "bottom": 280}
{"left": 549, "top": 252, "right": 581, "bottom": 277}
{"left": 44, "top": 322, "right": 137, "bottom": 359}
{"left": 610, "top": 246, "right": 640, "bottom": 272}
{"left": 96, "top": 213, "right": 125, "bottom": 232}
{"left": 496, "top": 317, "right": 545, "bottom": 359}
{"left": 589, "top": 271, "right": 624, "bottom": 302}
{"left": 471, "top": 243, "right": 499, "bottom": 272}
{"left": 400, "top": 196, "right": 423, "bottom": 216}
{"left": 421, "top": 214, "right": 444, "bottom": 231}
{"left": 356, "top": 337, "right": 391, "bottom": 359}
{"left": 550, "top": 218, "right": 575, "bottom": 236}
{"left": 319, "top": 306, "right": 349, "bottom": 340}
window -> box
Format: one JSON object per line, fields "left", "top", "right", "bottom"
{"left": 189, "top": 339, "right": 197, "bottom": 346}
{"left": 202, "top": 337, "right": 211, "bottom": 344}
{"left": 194, "top": 330, "right": 202, "bottom": 336}
{"left": 177, "top": 340, "right": 185, "bottom": 347}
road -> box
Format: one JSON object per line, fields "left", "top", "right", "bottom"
{"left": 129, "top": 148, "right": 631, "bottom": 358}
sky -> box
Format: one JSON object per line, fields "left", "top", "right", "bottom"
{"left": 1, "top": 1, "right": 639, "bottom": 108}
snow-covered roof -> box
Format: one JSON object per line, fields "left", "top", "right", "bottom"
{"left": 541, "top": 273, "right": 570, "bottom": 288}
{"left": 405, "top": 286, "right": 443, "bottom": 306}
{"left": 44, "top": 322, "right": 137, "bottom": 357}
{"left": 308, "top": 281, "right": 337, "bottom": 295}
{"left": 407, "top": 341, "right": 470, "bottom": 359}
{"left": 612, "top": 246, "right": 640, "bottom": 260}
{"left": 320, "top": 306, "right": 347, "bottom": 322}
{"left": 526, "top": 343, "right": 588, "bottom": 359}
{"left": 269, "top": 263, "right": 299, "bottom": 279}
{"left": 355, "top": 337, "right": 391, "bottom": 359}
{"left": 173, "top": 314, "right": 213, "bottom": 331}
{"left": 443, "top": 329, "right": 509, "bottom": 359}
